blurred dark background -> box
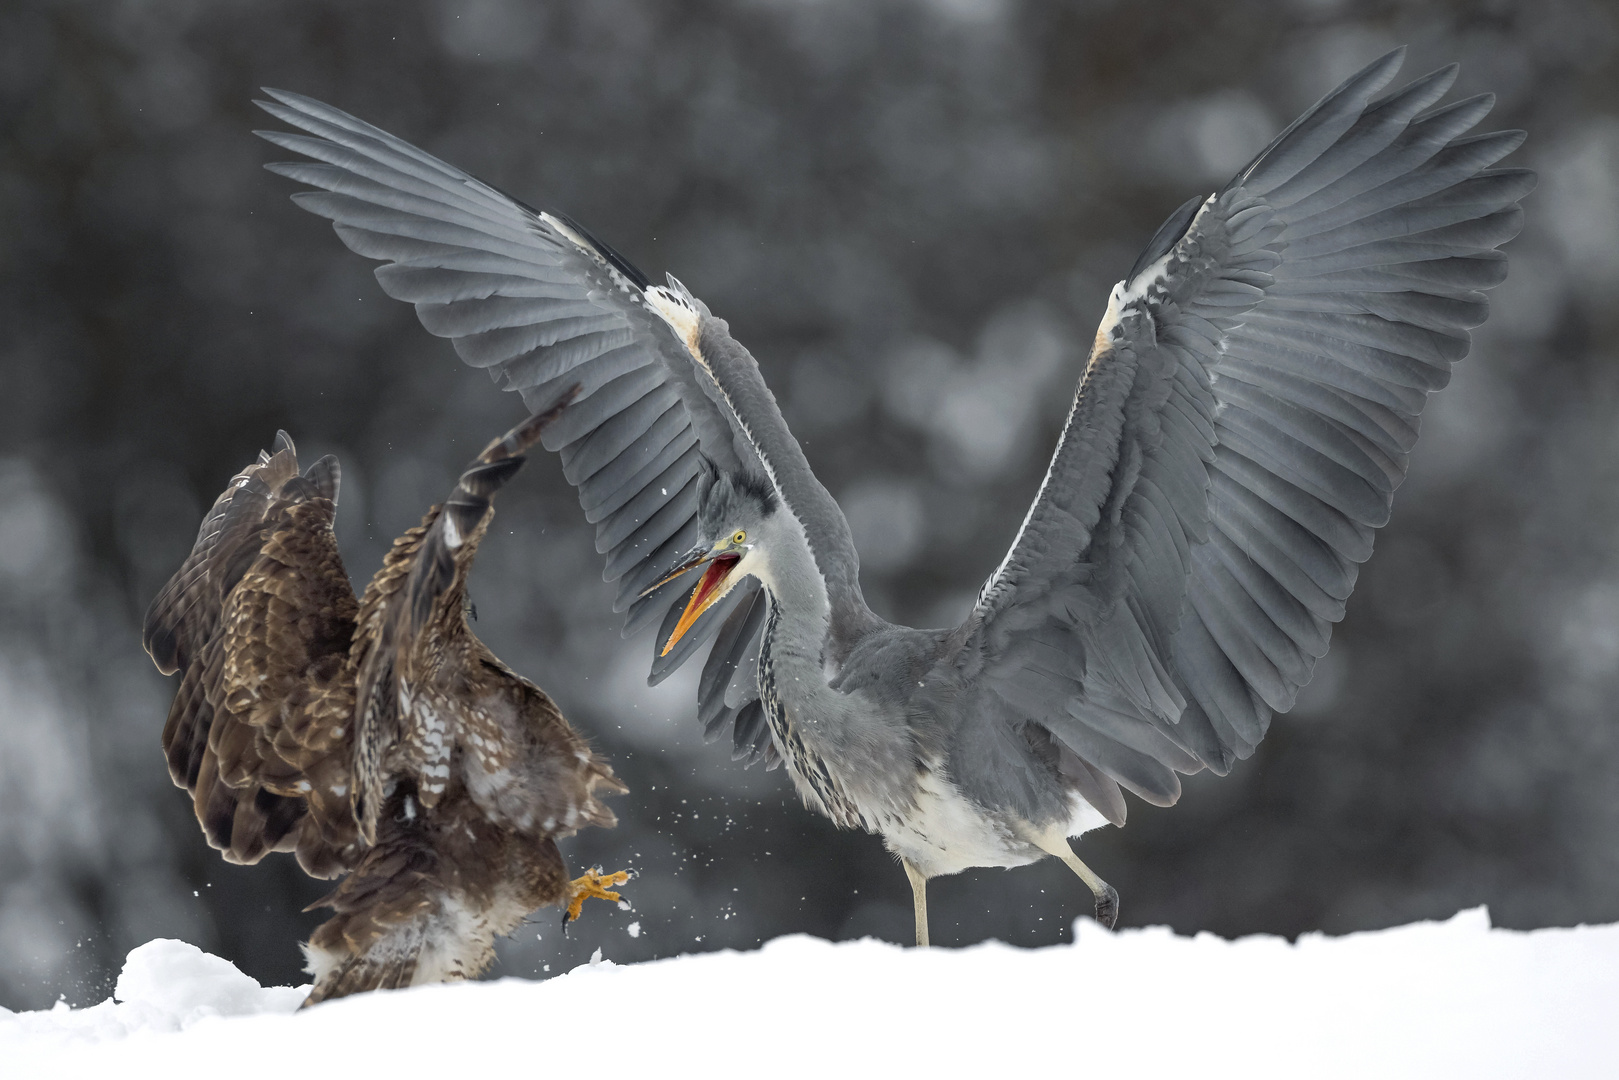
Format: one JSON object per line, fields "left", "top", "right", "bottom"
{"left": 2, "top": 0, "right": 1615, "bottom": 1011}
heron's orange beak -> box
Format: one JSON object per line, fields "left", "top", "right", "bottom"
{"left": 660, "top": 552, "right": 742, "bottom": 656}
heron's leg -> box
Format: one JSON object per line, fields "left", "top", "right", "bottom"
{"left": 902, "top": 859, "right": 930, "bottom": 947}
{"left": 1032, "top": 835, "right": 1119, "bottom": 929}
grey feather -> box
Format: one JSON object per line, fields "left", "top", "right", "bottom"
{"left": 258, "top": 89, "right": 762, "bottom": 700}
{"left": 967, "top": 47, "right": 1531, "bottom": 804}
{"left": 260, "top": 55, "right": 1532, "bottom": 875}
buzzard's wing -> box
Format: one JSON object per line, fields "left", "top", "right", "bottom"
{"left": 220, "top": 481, "right": 364, "bottom": 877}
{"left": 144, "top": 434, "right": 361, "bottom": 876}
{"left": 958, "top": 51, "right": 1532, "bottom": 816}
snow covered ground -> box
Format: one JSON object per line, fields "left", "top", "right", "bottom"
{"left": 3, "top": 907, "right": 1613, "bottom": 1078}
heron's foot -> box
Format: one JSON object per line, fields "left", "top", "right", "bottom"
{"left": 564, "top": 867, "right": 632, "bottom": 924}
{"left": 1031, "top": 833, "right": 1119, "bottom": 931}
{"left": 1093, "top": 882, "right": 1120, "bottom": 929}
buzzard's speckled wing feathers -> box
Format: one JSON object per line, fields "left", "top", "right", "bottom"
{"left": 143, "top": 434, "right": 359, "bottom": 875}
{"left": 962, "top": 50, "right": 1531, "bottom": 814}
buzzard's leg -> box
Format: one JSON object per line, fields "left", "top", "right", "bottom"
{"left": 903, "top": 858, "right": 930, "bottom": 947}
{"left": 1033, "top": 835, "right": 1118, "bottom": 929}
{"left": 564, "top": 867, "right": 632, "bottom": 924}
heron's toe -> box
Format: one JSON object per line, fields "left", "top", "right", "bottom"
{"left": 1094, "top": 883, "right": 1120, "bottom": 929}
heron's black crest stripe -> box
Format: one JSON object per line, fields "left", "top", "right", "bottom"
{"left": 736, "top": 471, "right": 779, "bottom": 515}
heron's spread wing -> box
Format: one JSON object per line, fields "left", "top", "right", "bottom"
{"left": 144, "top": 435, "right": 361, "bottom": 876}
{"left": 257, "top": 91, "right": 770, "bottom": 756}
{"left": 964, "top": 50, "right": 1531, "bottom": 808}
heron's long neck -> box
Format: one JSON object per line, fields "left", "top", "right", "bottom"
{"left": 752, "top": 520, "right": 912, "bottom": 826}
{"left": 696, "top": 320, "right": 879, "bottom": 653}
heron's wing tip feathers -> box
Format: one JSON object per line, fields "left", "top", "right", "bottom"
{"left": 258, "top": 89, "right": 772, "bottom": 720}
{"left": 967, "top": 51, "right": 1530, "bottom": 814}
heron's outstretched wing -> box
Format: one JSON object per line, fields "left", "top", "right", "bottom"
{"left": 256, "top": 91, "right": 771, "bottom": 753}
{"left": 144, "top": 434, "right": 361, "bottom": 876}
{"left": 961, "top": 50, "right": 1532, "bottom": 812}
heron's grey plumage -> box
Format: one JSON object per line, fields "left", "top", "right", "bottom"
{"left": 254, "top": 89, "right": 770, "bottom": 734}
{"left": 258, "top": 48, "right": 1532, "bottom": 924}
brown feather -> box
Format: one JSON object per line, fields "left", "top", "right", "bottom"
{"left": 143, "top": 391, "right": 623, "bottom": 1006}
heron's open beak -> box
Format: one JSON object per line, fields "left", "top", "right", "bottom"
{"left": 657, "top": 549, "right": 743, "bottom": 657}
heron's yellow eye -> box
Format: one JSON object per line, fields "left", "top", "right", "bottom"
{"left": 731, "top": 530, "right": 747, "bottom": 546}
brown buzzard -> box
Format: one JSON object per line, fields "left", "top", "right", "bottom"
{"left": 143, "top": 393, "right": 629, "bottom": 1004}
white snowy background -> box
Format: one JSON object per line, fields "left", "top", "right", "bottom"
{"left": 5, "top": 908, "right": 1615, "bottom": 1079}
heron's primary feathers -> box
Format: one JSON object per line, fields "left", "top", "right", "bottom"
{"left": 256, "top": 48, "right": 1531, "bottom": 895}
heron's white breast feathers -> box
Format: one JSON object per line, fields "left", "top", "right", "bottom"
{"left": 880, "top": 764, "right": 1033, "bottom": 878}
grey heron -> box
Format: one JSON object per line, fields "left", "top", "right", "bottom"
{"left": 256, "top": 48, "right": 1532, "bottom": 944}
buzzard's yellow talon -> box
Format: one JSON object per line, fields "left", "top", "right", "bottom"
{"left": 565, "top": 867, "right": 632, "bottom": 923}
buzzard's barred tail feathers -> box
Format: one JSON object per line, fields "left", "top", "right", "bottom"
{"left": 301, "top": 936, "right": 422, "bottom": 1008}
{"left": 298, "top": 787, "right": 582, "bottom": 1006}
{"left": 581, "top": 762, "right": 630, "bottom": 827}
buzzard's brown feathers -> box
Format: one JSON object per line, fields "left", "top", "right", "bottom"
{"left": 143, "top": 392, "right": 625, "bottom": 1004}
{"left": 146, "top": 435, "right": 354, "bottom": 873}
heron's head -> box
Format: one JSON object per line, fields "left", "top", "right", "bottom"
{"left": 647, "top": 469, "right": 778, "bottom": 656}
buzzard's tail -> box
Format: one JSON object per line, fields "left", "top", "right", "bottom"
{"left": 300, "top": 786, "right": 568, "bottom": 1007}
{"left": 301, "top": 935, "right": 421, "bottom": 1008}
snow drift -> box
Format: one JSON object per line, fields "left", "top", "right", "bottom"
{"left": 4, "top": 908, "right": 1614, "bottom": 1078}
